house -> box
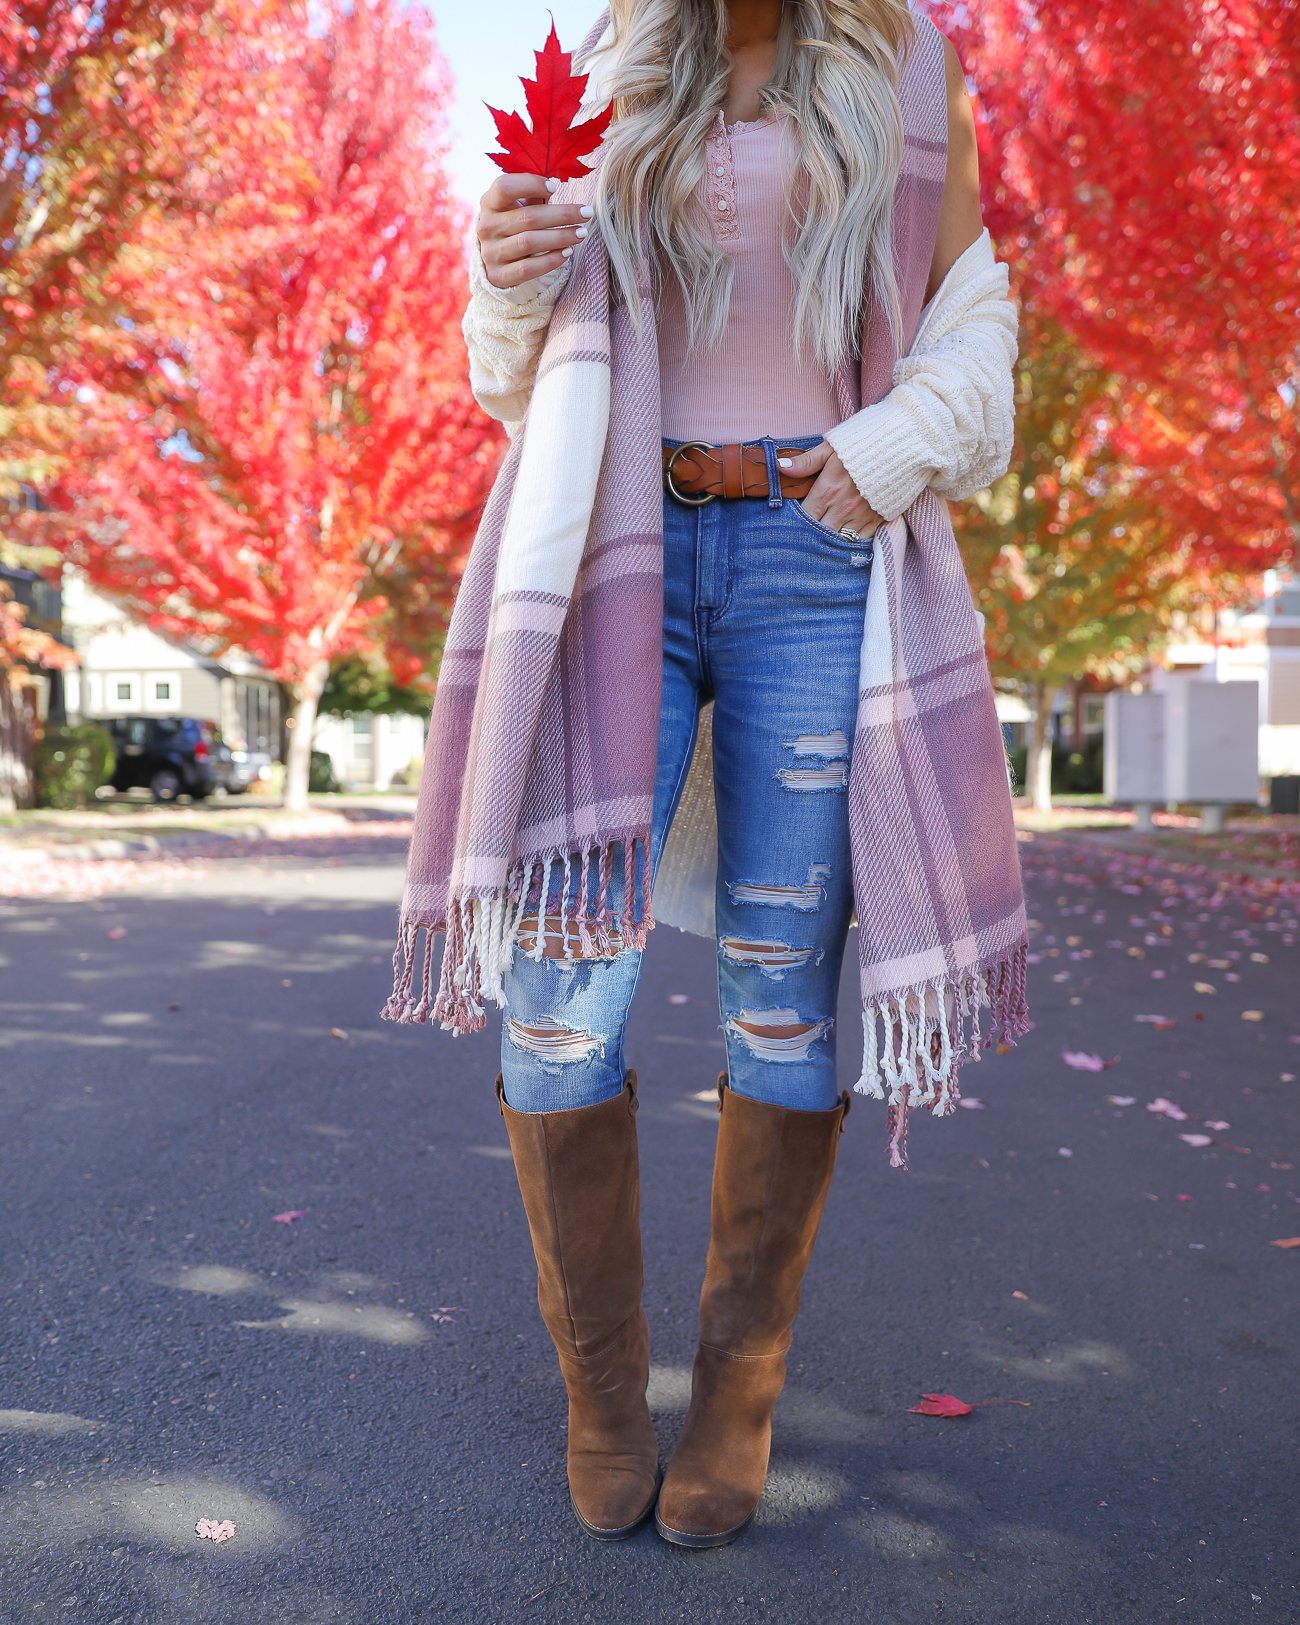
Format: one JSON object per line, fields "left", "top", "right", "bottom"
{"left": 311, "top": 711, "right": 425, "bottom": 792}
{"left": 1158, "top": 568, "right": 1300, "bottom": 779}
{"left": 60, "top": 573, "right": 281, "bottom": 759}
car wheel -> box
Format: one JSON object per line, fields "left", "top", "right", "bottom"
{"left": 150, "top": 768, "right": 182, "bottom": 803}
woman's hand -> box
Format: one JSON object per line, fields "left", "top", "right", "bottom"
{"left": 778, "top": 442, "right": 886, "bottom": 536}
{"left": 477, "top": 173, "right": 593, "bottom": 291}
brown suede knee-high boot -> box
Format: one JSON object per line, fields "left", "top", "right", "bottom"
{"left": 655, "top": 1074, "right": 849, "bottom": 1547}
{"left": 497, "top": 1072, "right": 659, "bottom": 1540}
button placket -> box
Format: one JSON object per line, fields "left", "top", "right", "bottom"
{"left": 708, "top": 111, "right": 739, "bottom": 241}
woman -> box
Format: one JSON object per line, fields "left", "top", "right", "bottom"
{"left": 389, "top": 0, "right": 1028, "bottom": 1548}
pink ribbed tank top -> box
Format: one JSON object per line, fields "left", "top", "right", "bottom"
{"left": 657, "top": 110, "right": 839, "bottom": 443}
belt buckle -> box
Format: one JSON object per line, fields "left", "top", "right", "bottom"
{"left": 665, "top": 441, "right": 716, "bottom": 507}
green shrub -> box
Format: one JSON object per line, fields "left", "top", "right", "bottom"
{"left": 309, "top": 749, "right": 340, "bottom": 793}
{"left": 1006, "top": 736, "right": 1104, "bottom": 797}
{"left": 35, "top": 723, "right": 114, "bottom": 809}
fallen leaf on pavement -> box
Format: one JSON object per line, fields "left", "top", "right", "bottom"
{"left": 958, "top": 1097, "right": 985, "bottom": 1109}
{"left": 911, "top": 1394, "right": 972, "bottom": 1416}
{"left": 910, "top": 1393, "right": 1030, "bottom": 1417}
{"left": 1241, "top": 1010, "right": 1264, "bottom": 1022}
{"left": 1178, "top": 1134, "right": 1214, "bottom": 1148}
{"left": 1012, "top": 1291, "right": 1029, "bottom": 1300}
{"left": 1058, "top": 1147, "right": 1073, "bottom": 1157}
{"left": 329, "top": 1028, "right": 348, "bottom": 1040}
{"left": 1147, "top": 1098, "right": 1189, "bottom": 1120}
{"left": 1270, "top": 1238, "right": 1300, "bottom": 1249}
{"left": 271, "top": 1210, "right": 305, "bottom": 1224}
{"left": 1204, "top": 1120, "right": 1230, "bottom": 1131}
{"left": 1134, "top": 1014, "right": 1176, "bottom": 1029}
{"left": 1106, "top": 1095, "right": 1137, "bottom": 1106}
{"left": 1193, "top": 982, "right": 1216, "bottom": 995}
{"left": 1062, "top": 1051, "right": 1108, "bottom": 1071}
{"left": 668, "top": 994, "right": 691, "bottom": 1004}
{"left": 1177, "top": 1194, "right": 1192, "bottom": 1201}
{"left": 107, "top": 927, "right": 126, "bottom": 939}
{"left": 195, "top": 1519, "right": 235, "bottom": 1543}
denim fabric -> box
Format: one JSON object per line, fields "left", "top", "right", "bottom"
{"left": 500, "top": 436, "right": 873, "bottom": 1114}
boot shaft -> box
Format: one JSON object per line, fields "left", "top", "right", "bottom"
{"left": 498, "top": 1073, "right": 644, "bottom": 1359}
{"left": 699, "top": 1076, "right": 849, "bottom": 1357}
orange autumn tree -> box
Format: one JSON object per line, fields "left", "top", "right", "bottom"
{"left": 30, "top": 0, "right": 503, "bottom": 808}
{"left": 954, "top": 321, "right": 1214, "bottom": 810}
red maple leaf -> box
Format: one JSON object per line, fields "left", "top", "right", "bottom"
{"left": 486, "top": 23, "right": 611, "bottom": 181}
{"left": 910, "top": 1393, "right": 973, "bottom": 1417}
{"left": 910, "top": 1394, "right": 1031, "bottom": 1417}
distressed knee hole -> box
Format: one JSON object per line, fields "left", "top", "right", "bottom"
{"left": 725, "top": 1007, "right": 833, "bottom": 1063}
{"left": 777, "top": 730, "right": 850, "bottom": 792}
{"left": 720, "top": 936, "right": 825, "bottom": 981}
{"left": 728, "top": 862, "right": 831, "bottom": 912}
{"left": 516, "top": 913, "right": 622, "bottom": 962}
{"left": 506, "top": 1017, "right": 604, "bottom": 1064}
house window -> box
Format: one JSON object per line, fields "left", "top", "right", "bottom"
{"left": 117, "top": 682, "right": 132, "bottom": 701}
{"left": 155, "top": 682, "right": 170, "bottom": 701}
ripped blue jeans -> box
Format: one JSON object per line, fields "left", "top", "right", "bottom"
{"left": 500, "top": 435, "right": 872, "bottom": 1115}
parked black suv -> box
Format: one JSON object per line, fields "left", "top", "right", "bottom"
{"left": 101, "top": 716, "right": 230, "bottom": 802}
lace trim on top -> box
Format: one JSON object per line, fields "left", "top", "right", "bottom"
{"left": 724, "top": 112, "right": 781, "bottom": 135}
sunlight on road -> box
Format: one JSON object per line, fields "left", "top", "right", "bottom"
{"left": 0, "top": 1475, "right": 299, "bottom": 1555}
{"left": 0, "top": 1410, "right": 103, "bottom": 1437}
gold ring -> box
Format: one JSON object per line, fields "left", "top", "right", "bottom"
{"left": 665, "top": 441, "right": 715, "bottom": 507}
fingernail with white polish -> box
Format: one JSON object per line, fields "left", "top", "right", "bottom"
{"left": 777, "top": 458, "right": 793, "bottom": 469}
{"left": 545, "top": 178, "right": 559, "bottom": 193}
{"left": 574, "top": 225, "right": 588, "bottom": 239}
{"left": 561, "top": 246, "right": 574, "bottom": 258}
{"left": 579, "top": 205, "right": 594, "bottom": 218}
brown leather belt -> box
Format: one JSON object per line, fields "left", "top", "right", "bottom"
{"left": 662, "top": 441, "right": 817, "bottom": 505}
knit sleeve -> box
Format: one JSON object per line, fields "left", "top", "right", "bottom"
{"left": 462, "top": 239, "right": 573, "bottom": 433}
{"left": 824, "top": 231, "right": 1019, "bottom": 522}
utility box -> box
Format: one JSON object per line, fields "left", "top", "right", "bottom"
{"left": 1104, "top": 691, "right": 1165, "bottom": 803}
{"left": 1164, "top": 677, "right": 1259, "bottom": 805}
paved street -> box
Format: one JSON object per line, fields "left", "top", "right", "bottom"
{"left": 1, "top": 827, "right": 1297, "bottom": 1623}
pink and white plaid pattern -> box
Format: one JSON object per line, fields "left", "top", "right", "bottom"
{"left": 385, "top": 14, "right": 1028, "bottom": 1167}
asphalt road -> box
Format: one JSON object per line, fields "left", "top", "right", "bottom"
{"left": 1, "top": 831, "right": 1297, "bottom": 1624}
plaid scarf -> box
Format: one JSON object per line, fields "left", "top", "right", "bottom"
{"left": 385, "top": 14, "right": 1029, "bottom": 1168}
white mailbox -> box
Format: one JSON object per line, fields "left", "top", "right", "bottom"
{"left": 1104, "top": 692, "right": 1164, "bottom": 827}
{"left": 1164, "top": 677, "right": 1259, "bottom": 802}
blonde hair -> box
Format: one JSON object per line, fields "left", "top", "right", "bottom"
{"left": 584, "top": 0, "right": 915, "bottom": 372}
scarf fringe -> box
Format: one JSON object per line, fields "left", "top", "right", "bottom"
{"left": 856, "top": 940, "right": 1029, "bottom": 1171}
{"left": 381, "top": 831, "right": 655, "bottom": 1034}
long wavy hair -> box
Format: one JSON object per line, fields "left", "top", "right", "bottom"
{"left": 583, "top": 0, "right": 915, "bottom": 372}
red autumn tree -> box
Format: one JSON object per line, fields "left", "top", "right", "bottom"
{"left": 945, "top": 0, "right": 1299, "bottom": 571}
{"left": 29, "top": 0, "right": 504, "bottom": 808}
{"left": 0, "top": 1, "right": 303, "bottom": 497}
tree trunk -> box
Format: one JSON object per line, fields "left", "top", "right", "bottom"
{"left": 282, "top": 658, "right": 331, "bottom": 813}
{"left": 1026, "top": 682, "right": 1055, "bottom": 814}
